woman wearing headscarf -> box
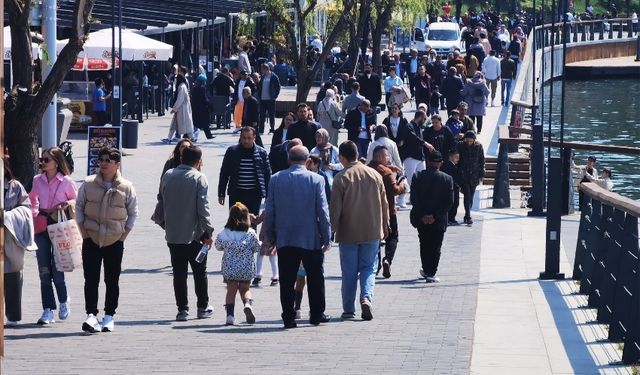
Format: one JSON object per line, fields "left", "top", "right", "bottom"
{"left": 191, "top": 74, "right": 215, "bottom": 142}
{"left": 310, "top": 128, "right": 344, "bottom": 188}
{"left": 3, "top": 157, "right": 36, "bottom": 326}
{"left": 315, "top": 89, "right": 343, "bottom": 146}
{"left": 460, "top": 71, "right": 490, "bottom": 134}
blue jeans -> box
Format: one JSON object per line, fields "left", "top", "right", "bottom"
{"left": 356, "top": 138, "right": 370, "bottom": 160}
{"left": 35, "top": 232, "right": 68, "bottom": 310}
{"left": 339, "top": 240, "right": 380, "bottom": 313}
{"left": 501, "top": 79, "right": 512, "bottom": 105}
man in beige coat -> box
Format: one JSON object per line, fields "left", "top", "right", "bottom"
{"left": 330, "top": 140, "right": 389, "bottom": 321}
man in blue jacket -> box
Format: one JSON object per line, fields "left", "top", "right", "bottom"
{"left": 263, "top": 145, "right": 332, "bottom": 329}
{"left": 257, "top": 63, "right": 281, "bottom": 134}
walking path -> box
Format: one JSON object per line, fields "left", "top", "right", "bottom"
{"left": 3, "top": 97, "right": 633, "bottom": 374}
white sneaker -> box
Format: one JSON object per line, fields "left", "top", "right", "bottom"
{"left": 82, "top": 314, "right": 102, "bottom": 333}
{"left": 295, "top": 309, "right": 302, "bottom": 320}
{"left": 102, "top": 315, "right": 114, "bottom": 332}
{"left": 243, "top": 303, "right": 255, "bottom": 325}
{"left": 37, "top": 309, "right": 55, "bottom": 325}
{"left": 425, "top": 275, "right": 440, "bottom": 283}
{"left": 225, "top": 315, "right": 235, "bottom": 326}
{"left": 59, "top": 300, "right": 70, "bottom": 321}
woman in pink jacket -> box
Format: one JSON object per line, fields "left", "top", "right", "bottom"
{"left": 28, "top": 147, "right": 77, "bottom": 325}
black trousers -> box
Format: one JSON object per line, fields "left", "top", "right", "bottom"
{"left": 4, "top": 271, "right": 23, "bottom": 321}
{"left": 417, "top": 225, "right": 445, "bottom": 277}
{"left": 461, "top": 182, "right": 478, "bottom": 219}
{"left": 95, "top": 111, "right": 108, "bottom": 126}
{"left": 277, "top": 247, "right": 325, "bottom": 323}
{"left": 82, "top": 239, "right": 124, "bottom": 316}
{"left": 449, "top": 186, "right": 460, "bottom": 221}
{"left": 378, "top": 214, "right": 399, "bottom": 270}
{"left": 259, "top": 99, "right": 276, "bottom": 133}
{"left": 471, "top": 115, "right": 484, "bottom": 133}
{"left": 230, "top": 189, "right": 262, "bottom": 229}
{"left": 407, "top": 72, "right": 416, "bottom": 97}
{"left": 168, "top": 241, "right": 209, "bottom": 311}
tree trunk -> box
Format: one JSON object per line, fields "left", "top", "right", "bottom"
{"left": 370, "top": 0, "right": 395, "bottom": 75}
{"left": 4, "top": 0, "right": 96, "bottom": 189}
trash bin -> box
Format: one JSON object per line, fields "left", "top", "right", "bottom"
{"left": 122, "top": 119, "right": 139, "bottom": 149}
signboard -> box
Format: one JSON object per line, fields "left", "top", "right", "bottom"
{"left": 87, "top": 126, "right": 121, "bottom": 175}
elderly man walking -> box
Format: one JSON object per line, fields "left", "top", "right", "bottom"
{"left": 330, "top": 141, "right": 389, "bottom": 321}
{"left": 263, "top": 145, "right": 332, "bottom": 329}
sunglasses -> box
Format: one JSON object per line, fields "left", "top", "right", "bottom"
{"left": 39, "top": 157, "right": 52, "bottom": 163}
{"left": 99, "top": 157, "right": 116, "bottom": 164}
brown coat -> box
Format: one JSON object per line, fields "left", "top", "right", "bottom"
{"left": 330, "top": 161, "right": 389, "bottom": 244}
{"left": 368, "top": 161, "right": 406, "bottom": 216}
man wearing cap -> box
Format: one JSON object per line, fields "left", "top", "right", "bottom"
{"left": 76, "top": 148, "right": 139, "bottom": 333}
{"left": 456, "top": 131, "right": 485, "bottom": 225}
{"left": 410, "top": 150, "right": 454, "bottom": 283}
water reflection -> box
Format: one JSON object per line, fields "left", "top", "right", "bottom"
{"left": 541, "top": 78, "right": 640, "bottom": 200}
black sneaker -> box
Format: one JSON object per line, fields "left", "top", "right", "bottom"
{"left": 382, "top": 259, "right": 391, "bottom": 279}
{"left": 283, "top": 320, "right": 297, "bottom": 329}
{"left": 448, "top": 220, "right": 460, "bottom": 226}
{"left": 310, "top": 313, "right": 331, "bottom": 326}
{"left": 252, "top": 277, "right": 262, "bottom": 287}
{"left": 270, "top": 279, "right": 279, "bottom": 286}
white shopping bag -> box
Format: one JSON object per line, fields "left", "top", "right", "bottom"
{"left": 47, "top": 210, "right": 83, "bottom": 272}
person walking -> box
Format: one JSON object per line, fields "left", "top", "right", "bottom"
{"left": 441, "top": 67, "right": 465, "bottom": 115}
{"left": 191, "top": 74, "right": 215, "bottom": 142}
{"left": 257, "top": 63, "right": 281, "bottom": 134}
{"left": 271, "top": 112, "right": 296, "bottom": 149}
{"left": 218, "top": 127, "right": 271, "bottom": 220}
{"left": 162, "top": 74, "right": 194, "bottom": 143}
{"left": 410, "top": 151, "right": 454, "bottom": 283}
{"left": 440, "top": 149, "right": 462, "bottom": 225}
{"left": 460, "top": 72, "right": 490, "bottom": 134}
{"left": 160, "top": 145, "right": 215, "bottom": 322}
{"left": 240, "top": 87, "right": 263, "bottom": 148}
{"left": 3, "top": 157, "right": 36, "bottom": 327}
{"left": 29, "top": 147, "right": 77, "bottom": 325}
{"left": 457, "top": 131, "right": 485, "bottom": 225}
{"left": 342, "top": 81, "right": 365, "bottom": 115}
{"left": 481, "top": 50, "right": 501, "bottom": 107}
{"left": 368, "top": 146, "right": 405, "bottom": 279}
{"left": 215, "top": 203, "right": 260, "bottom": 325}
{"left": 413, "top": 65, "right": 432, "bottom": 110}
{"left": 232, "top": 71, "right": 256, "bottom": 132}
{"left": 330, "top": 141, "right": 389, "bottom": 321}
{"left": 286, "top": 103, "right": 321, "bottom": 151}
{"left": 344, "top": 99, "right": 377, "bottom": 158}
{"left": 500, "top": 52, "right": 516, "bottom": 106}
{"left": 357, "top": 63, "right": 382, "bottom": 109}
{"left": 401, "top": 110, "right": 434, "bottom": 206}
{"left": 263, "top": 145, "right": 332, "bottom": 328}
{"left": 316, "top": 89, "right": 344, "bottom": 146}
{"left": 365, "top": 125, "right": 403, "bottom": 172}
{"left": 76, "top": 148, "right": 139, "bottom": 332}
{"left": 310, "top": 128, "right": 343, "bottom": 188}
{"left": 423, "top": 114, "right": 456, "bottom": 156}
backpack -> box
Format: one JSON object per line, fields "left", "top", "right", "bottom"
{"left": 58, "top": 141, "right": 75, "bottom": 173}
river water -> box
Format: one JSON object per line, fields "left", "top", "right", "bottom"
{"left": 541, "top": 78, "right": 640, "bottom": 200}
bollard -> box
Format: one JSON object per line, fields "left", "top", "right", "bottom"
{"left": 540, "top": 157, "right": 566, "bottom": 280}
{"left": 492, "top": 143, "right": 511, "bottom": 208}
{"left": 636, "top": 32, "right": 640, "bottom": 61}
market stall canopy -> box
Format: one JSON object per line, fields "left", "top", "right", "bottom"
{"left": 56, "top": 27, "right": 173, "bottom": 70}
{"left": 3, "top": 27, "right": 40, "bottom": 60}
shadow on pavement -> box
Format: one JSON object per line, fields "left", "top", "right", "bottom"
{"left": 117, "top": 319, "right": 174, "bottom": 327}
{"left": 5, "top": 331, "right": 87, "bottom": 340}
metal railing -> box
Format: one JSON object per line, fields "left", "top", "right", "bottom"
{"left": 573, "top": 182, "right": 640, "bottom": 365}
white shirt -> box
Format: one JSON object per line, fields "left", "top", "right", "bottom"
{"left": 237, "top": 80, "right": 246, "bottom": 102}
{"left": 482, "top": 56, "right": 501, "bottom": 80}
{"left": 388, "top": 116, "right": 400, "bottom": 138}
{"left": 358, "top": 111, "right": 368, "bottom": 139}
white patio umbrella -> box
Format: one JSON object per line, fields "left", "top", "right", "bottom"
{"left": 56, "top": 27, "right": 173, "bottom": 70}
{"left": 3, "top": 27, "right": 41, "bottom": 60}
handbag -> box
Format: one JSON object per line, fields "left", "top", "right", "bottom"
{"left": 34, "top": 214, "right": 49, "bottom": 234}
{"left": 47, "top": 210, "right": 83, "bottom": 272}
{"left": 322, "top": 101, "right": 343, "bottom": 129}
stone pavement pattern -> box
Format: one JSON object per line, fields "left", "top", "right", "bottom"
{"left": 4, "top": 109, "right": 484, "bottom": 374}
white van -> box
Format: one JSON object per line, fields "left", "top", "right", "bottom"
{"left": 424, "top": 22, "right": 466, "bottom": 56}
